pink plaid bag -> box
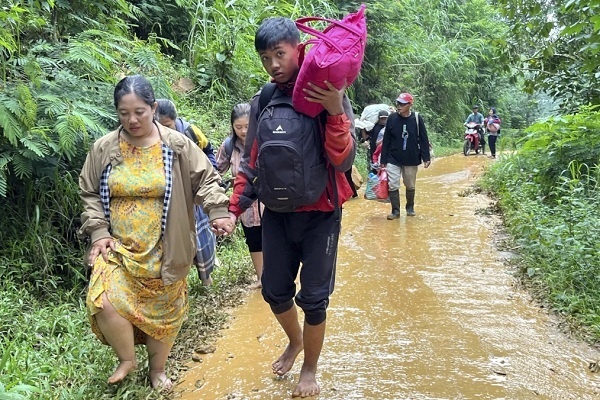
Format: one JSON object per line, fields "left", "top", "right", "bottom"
{"left": 293, "top": 4, "right": 367, "bottom": 117}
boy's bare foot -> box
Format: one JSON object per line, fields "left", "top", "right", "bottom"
{"left": 149, "top": 370, "right": 173, "bottom": 390}
{"left": 291, "top": 367, "right": 320, "bottom": 398}
{"left": 272, "top": 342, "right": 303, "bottom": 376}
{"left": 107, "top": 360, "right": 137, "bottom": 384}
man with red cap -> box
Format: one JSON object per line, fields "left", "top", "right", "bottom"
{"left": 380, "top": 92, "right": 431, "bottom": 219}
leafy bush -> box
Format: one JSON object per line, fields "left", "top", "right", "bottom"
{"left": 0, "top": 172, "right": 86, "bottom": 292}
{"left": 516, "top": 106, "right": 600, "bottom": 197}
{"left": 481, "top": 109, "right": 600, "bottom": 339}
{"left": 0, "top": 232, "right": 254, "bottom": 399}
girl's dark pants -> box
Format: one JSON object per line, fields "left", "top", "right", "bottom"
{"left": 344, "top": 169, "right": 358, "bottom": 197}
{"left": 489, "top": 134, "right": 498, "bottom": 156}
{"left": 241, "top": 224, "right": 262, "bottom": 252}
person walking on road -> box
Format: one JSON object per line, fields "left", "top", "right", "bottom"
{"left": 380, "top": 92, "right": 431, "bottom": 219}
{"left": 155, "top": 98, "right": 220, "bottom": 285}
{"left": 78, "top": 75, "right": 233, "bottom": 389}
{"left": 485, "top": 107, "right": 501, "bottom": 159}
{"left": 464, "top": 105, "right": 485, "bottom": 154}
{"left": 216, "top": 103, "right": 264, "bottom": 289}
{"left": 227, "top": 17, "right": 355, "bottom": 398}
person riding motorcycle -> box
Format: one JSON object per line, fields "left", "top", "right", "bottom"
{"left": 464, "top": 105, "right": 485, "bottom": 153}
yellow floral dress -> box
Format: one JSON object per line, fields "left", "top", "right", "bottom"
{"left": 86, "top": 139, "right": 187, "bottom": 346}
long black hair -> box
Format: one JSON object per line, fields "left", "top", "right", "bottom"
{"left": 230, "top": 103, "right": 251, "bottom": 139}
{"left": 155, "top": 99, "right": 178, "bottom": 121}
{"left": 224, "top": 103, "right": 251, "bottom": 155}
{"left": 113, "top": 75, "right": 155, "bottom": 109}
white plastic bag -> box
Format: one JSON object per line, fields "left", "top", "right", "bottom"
{"left": 361, "top": 104, "right": 390, "bottom": 124}
{"left": 355, "top": 103, "right": 390, "bottom": 132}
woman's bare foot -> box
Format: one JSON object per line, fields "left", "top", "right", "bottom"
{"left": 291, "top": 367, "right": 320, "bottom": 398}
{"left": 248, "top": 280, "right": 262, "bottom": 290}
{"left": 107, "top": 360, "right": 137, "bottom": 384}
{"left": 201, "top": 276, "right": 213, "bottom": 286}
{"left": 272, "top": 342, "right": 303, "bottom": 376}
{"left": 149, "top": 370, "right": 173, "bottom": 390}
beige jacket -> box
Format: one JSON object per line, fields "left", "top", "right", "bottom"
{"left": 78, "top": 124, "right": 229, "bottom": 285}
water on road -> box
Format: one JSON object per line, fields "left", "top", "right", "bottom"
{"left": 176, "top": 154, "right": 600, "bottom": 399}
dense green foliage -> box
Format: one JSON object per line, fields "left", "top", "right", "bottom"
{"left": 2, "top": 0, "right": 600, "bottom": 397}
{"left": 0, "top": 0, "right": 539, "bottom": 200}
{"left": 496, "top": 0, "right": 600, "bottom": 112}
{"left": 480, "top": 108, "right": 600, "bottom": 337}
{"left": 0, "top": 234, "right": 254, "bottom": 399}
{"left": 0, "top": 0, "right": 524, "bottom": 288}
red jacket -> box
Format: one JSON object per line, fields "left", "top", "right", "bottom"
{"left": 228, "top": 85, "right": 356, "bottom": 216}
{"left": 372, "top": 142, "right": 383, "bottom": 164}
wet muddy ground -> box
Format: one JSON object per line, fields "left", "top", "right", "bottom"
{"left": 175, "top": 154, "right": 600, "bottom": 399}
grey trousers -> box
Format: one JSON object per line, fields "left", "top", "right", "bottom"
{"left": 386, "top": 164, "right": 418, "bottom": 191}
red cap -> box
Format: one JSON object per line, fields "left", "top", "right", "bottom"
{"left": 396, "top": 93, "right": 414, "bottom": 104}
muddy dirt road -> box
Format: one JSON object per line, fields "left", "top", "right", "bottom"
{"left": 176, "top": 154, "right": 600, "bottom": 399}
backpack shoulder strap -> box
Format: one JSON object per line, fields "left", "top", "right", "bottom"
{"left": 258, "top": 83, "right": 278, "bottom": 113}
{"left": 414, "top": 111, "right": 420, "bottom": 140}
{"left": 182, "top": 125, "right": 199, "bottom": 146}
{"left": 223, "top": 136, "right": 235, "bottom": 158}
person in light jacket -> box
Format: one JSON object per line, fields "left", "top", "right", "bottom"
{"left": 78, "top": 75, "right": 233, "bottom": 389}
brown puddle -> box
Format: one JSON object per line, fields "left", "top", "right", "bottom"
{"left": 176, "top": 154, "right": 600, "bottom": 399}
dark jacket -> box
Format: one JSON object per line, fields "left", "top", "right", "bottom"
{"left": 380, "top": 111, "right": 430, "bottom": 166}
{"left": 175, "top": 117, "right": 218, "bottom": 169}
{"left": 368, "top": 123, "right": 385, "bottom": 158}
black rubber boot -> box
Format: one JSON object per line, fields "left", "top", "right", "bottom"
{"left": 387, "top": 190, "right": 401, "bottom": 220}
{"left": 406, "top": 188, "right": 416, "bottom": 216}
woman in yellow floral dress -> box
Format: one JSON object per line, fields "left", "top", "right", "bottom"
{"left": 78, "top": 75, "right": 234, "bottom": 389}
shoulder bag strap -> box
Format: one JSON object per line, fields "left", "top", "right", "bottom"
{"left": 258, "top": 82, "right": 278, "bottom": 114}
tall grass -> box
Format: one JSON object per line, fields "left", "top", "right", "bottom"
{"left": 0, "top": 234, "right": 254, "bottom": 399}
{"left": 480, "top": 109, "right": 600, "bottom": 340}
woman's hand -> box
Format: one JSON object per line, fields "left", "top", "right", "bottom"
{"left": 88, "top": 237, "right": 116, "bottom": 266}
{"left": 228, "top": 212, "right": 238, "bottom": 226}
{"left": 303, "top": 81, "right": 347, "bottom": 116}
{"left": 211, "top": 217, "right": 235, "bottom": 236}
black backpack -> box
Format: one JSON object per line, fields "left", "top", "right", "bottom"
{"left": 255, "top": 83, "right": 328, "bottom": 212}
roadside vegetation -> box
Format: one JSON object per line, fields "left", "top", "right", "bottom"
{"left": 0, "top": 233, "right": 254, "bottom": 399}
{"left": 480, "top": 107, "right": 600, "bottom": 340}
{"left": 1, "top": 0, "right": 599, "bottom": 397}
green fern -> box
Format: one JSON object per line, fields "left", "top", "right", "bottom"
{"left": 0, "top": 103, "right": 23, "bottom": 147}
{"left": 66, "top": 40, "right": 111, "bottom": 76}
{"left": 71, "top": 110, "right": 108, "bottom": 139}
{"left": 16, "top": 84, "right": 36, "bottom": 129}
{"left": 36, "top": 94, "right": 68, "bottom": 118}
{"left": 75, "top": 103, "right": 116, "bottom": 125}
{"left": 55, "top": 114, "right": 83, "bottom": 159}
{"left": 19, "top": 137, "right": 44, "bottom": 158}
{"left": 0, "top": 176, "right": 6, "bottom": 198}
{"left": 11, "top": 153, "right": 32, "bottom": 179}
{"left": 0, "top": 154, "right": 9, "bottom": 198}
{"left": 0, "top": 153, "right": 10, "bottom": 170}
{"left": 0, "top": 96, "right": 22, "bottom": 117}
{"left": 129, "top": 47, "right": 162, "bottom": 73}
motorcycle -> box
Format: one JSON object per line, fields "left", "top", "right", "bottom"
{"left": 463, "top": 122, "right": 485, "bottom": 156}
